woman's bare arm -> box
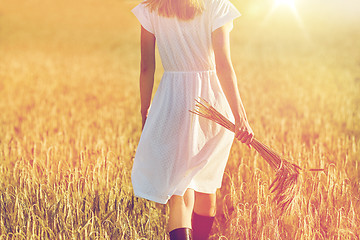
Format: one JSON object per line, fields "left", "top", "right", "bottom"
{"left": 140, "top": 26, "right": 156, "bottom": 129}
{"left": 212, "top": 22, "right": 254, "bottom": 145}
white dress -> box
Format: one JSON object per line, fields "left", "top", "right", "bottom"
{"left": 131, "top": 0, "right": 241, "bottom": 204}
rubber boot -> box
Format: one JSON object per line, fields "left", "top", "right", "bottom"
{"left": 191, "top": 212, "right": 215, "bottom": 240}
{"left": 169, "top": 228, "right": 192, "bottom": 240}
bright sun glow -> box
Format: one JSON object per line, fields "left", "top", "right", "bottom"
{"left": 265, "top": 0, "right": 301, "bottom": 23}
{"left": 259, "top": 0, "right": 310, "bottom": 41}
{"left": 267, "top": 0, "right": 299, "bottom": 19}
{"left": 273, "top": 0, "right": 297, "bottom": 11}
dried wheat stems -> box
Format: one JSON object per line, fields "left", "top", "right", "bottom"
{"left": 190, "top": 98, "right": 306, "bottom": 213}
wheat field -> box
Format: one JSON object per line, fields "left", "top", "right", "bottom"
{"left": 0, "top": 0, "right": 359, "bottom": 239}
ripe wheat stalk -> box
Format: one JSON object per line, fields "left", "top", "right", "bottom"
{"left": 190, "top": 98, "right": 323, "bottom": 213}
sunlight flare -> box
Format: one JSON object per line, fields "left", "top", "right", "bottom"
{"left": 273, "top": 0, "right": 297, "bottom": 11}
{"left": 259, "top": 0, "right": 310, "bottom": 41}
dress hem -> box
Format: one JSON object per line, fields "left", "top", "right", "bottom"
{"left": 134, "top": 185, "right": 221, "bottom": 205}
{"left": 133, "top": 191, "right": 169, "bottom": 204}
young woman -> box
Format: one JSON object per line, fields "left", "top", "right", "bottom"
{"left": 131, "top": 0, "right": 254, "bottom": 239}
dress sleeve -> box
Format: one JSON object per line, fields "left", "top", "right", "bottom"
{"left": 132, "top": 3, "right": 154, "bottom": 34}
{"left": 211, "top": 0, "right": 241, "bottom": 32}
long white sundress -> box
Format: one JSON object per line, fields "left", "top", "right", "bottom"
{"left": 131, "top": 0, "right": 241, "bottom": 204}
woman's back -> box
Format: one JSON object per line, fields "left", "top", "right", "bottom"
{"left": 132, "top": 0, "right": 240, "bottom": 72}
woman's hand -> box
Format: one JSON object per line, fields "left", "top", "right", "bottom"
{"left": 234, "top": 118, "right": 254, "bottom": 146}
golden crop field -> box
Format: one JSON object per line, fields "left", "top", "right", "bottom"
{"left": 0, "top": 0, "right": 359, "bottom": 239}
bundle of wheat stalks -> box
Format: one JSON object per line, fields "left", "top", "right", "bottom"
{"left": 190, "top": 98, "right": 323, "bottom": 213}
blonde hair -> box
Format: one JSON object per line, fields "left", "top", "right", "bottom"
{"left": 144, "top": 0, "right": 204, "bottom": 20}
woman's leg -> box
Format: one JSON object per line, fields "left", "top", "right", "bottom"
{"left": 192, "top": 192, "right": 216, "bottom": 240}
{"left": 168, "top": 188, "right": 195, "bottom": 232}
{"left": 193, "top": 192, "right": 216, "bottom": 216}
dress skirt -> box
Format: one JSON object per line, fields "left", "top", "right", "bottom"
{"left": 131, "top": 70, "right": 235, "bottom": 204}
